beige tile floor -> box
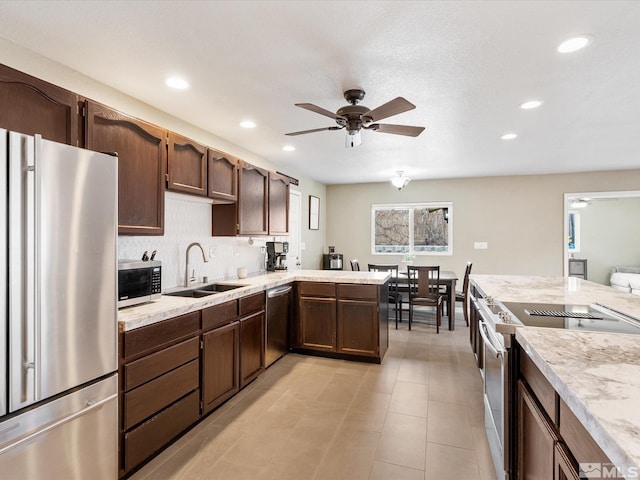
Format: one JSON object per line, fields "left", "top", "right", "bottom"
{"left": 130, "top": 307, "right": 497, "bottom": 480}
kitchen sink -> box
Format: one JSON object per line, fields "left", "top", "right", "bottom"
{"left": 164, "top": 283, "right": 244, "bottom": 298}
{"left": 197, "top": 284, "right": 244, "bottom": 293}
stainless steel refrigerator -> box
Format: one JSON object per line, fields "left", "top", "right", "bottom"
{"left": 0, "top": 130, "right": 118, "bottom": 479}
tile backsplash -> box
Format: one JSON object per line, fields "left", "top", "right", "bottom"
{"left": 118, "top": 193, "right": 284, "bottom": 290}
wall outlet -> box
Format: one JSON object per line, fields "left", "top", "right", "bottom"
{"left": 474, "top": 241, "right": 488, "bottom": 250}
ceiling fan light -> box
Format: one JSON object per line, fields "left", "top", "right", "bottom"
{"left": 390, "top": 171, "right": 411, "bottom": 190}
{"left": 345, "top": 131, "right": 362, "bottom": 148}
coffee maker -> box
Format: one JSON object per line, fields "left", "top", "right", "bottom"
{"left": 266, "top": 241, "right": 289, "bottom": 271}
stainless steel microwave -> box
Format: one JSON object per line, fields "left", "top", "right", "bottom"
{"left": 118, "top": 260, "right": 162, "bottom": 308}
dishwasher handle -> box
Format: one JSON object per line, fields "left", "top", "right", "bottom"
{"left": 267, "top": 286, "right": 292, "bottom": 298}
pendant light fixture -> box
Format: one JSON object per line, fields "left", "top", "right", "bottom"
{"left": 390, "top": 171, "right": 411, "bottom": 190}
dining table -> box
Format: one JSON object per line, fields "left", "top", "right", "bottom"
{"left": 395, "top": 270, "right": 459, "bottom": 331}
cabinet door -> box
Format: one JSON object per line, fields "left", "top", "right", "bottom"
{"left": 240, "top": 311, "right": 265, "bottom": 388}
{"left": 85, "top": 100, "right": 166, "bottom": 235}
{"left": 268, "top": 172, "right": 290, "bottom": 235}
{"left": 0, "top": 64, "right": 79, "bottom": 146}
{"left": 238, "top": 161, "right": 268, "bottom": 235}
{"left": 298, "top": 297, "right": 336, "bottom": 352}
{"left": 517, "top": 380, "right": 557, "bottom": 480}
{"left": 555, "top": 443, "right": 580, "bottom": 480}
{"left": 167, "top": 132, "right": 207, "bottom": 196}
{"left": 337, "top": 300, "right": 378, "bottom": 357}
{"left": 202, "top": 322, "right": 240, "bottom": 414}
{"left": 208, "top": 148, "right": 238, "bottom": 201}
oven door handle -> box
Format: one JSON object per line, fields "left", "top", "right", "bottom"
{"left": 479, "top": 320, "right": 504, "bottom": 359}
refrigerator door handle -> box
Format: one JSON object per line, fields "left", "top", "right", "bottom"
{"left": 0, "top": 392, "right": 117, "bottom": 455}
{"left": 8, "top": 132, "right": 37, "bottom": 412}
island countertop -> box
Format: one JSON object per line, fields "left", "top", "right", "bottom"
{"left": 118, "top": 269, "right": 390, "bottom": 332}
{"left": 516, "top": 327, "right": 640, "bottom": 476}
{"left": 470, "top": 274, "right": 640, "bottom": 320}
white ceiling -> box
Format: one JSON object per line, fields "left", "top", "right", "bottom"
{"left": 0, "top": 1, "right": 639, "bottom": 185}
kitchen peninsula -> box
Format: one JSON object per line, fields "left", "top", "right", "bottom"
{"left": 471, "top": 274, "right": 640, "bottom": 480}
{"left": 117, "top": 269, "right": 389, "bottom": 477}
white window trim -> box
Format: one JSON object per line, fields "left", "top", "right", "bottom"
{"left": 371, "top": 202, "right": 453, "bottom": 256}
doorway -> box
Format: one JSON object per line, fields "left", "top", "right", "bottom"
{"left": 287, "top": 189, "right": 302, "bottom": 270}
{"left": 563, "top": 190, "right": 640, "bottom": 284}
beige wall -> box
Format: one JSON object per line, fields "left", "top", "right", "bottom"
{"left": 0, "top": 37, "right": 327, "bottom": 269}
{"left": 327, "top": 170, "right": 640, "bottom": 280}
{"left": 575, "top": 197, "right": 640, "bottom": 285}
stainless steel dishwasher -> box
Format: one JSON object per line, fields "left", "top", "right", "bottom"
{"left": 266, "top": 285, "right": 292, "bottom": 366}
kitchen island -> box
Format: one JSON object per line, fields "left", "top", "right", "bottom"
{"left": 471, "top": 274, "right": 640, "bottom": 479}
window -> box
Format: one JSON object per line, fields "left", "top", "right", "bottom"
{"left": 371, "top": 202, "right": 453, "bottom": 255}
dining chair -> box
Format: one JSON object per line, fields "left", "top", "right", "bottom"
{"left": 350, "top": 259, "right": 360, "bottom": 271}
{"left": 368, "top": 264, "right": 403, "bottom": 329}
{"left": 407, "top": 265, "right": 443, "bottom": 333}
{"left": 455, "top": 262, "right": 473, "bottom": 326}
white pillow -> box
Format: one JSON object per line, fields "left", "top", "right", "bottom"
{"left": 610, "top": 272, "right": 635, "bottom": 288}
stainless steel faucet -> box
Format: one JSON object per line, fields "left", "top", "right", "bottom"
{"left": 184, "top": 242, "right": 209, "bottom": 287}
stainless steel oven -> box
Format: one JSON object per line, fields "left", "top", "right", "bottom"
{"left": 476, "top": 298, "right": 509, "bottom": 480}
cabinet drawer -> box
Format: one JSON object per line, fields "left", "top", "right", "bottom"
{"left": 124, "top": 389, "right": 199, "bottom": 472}
{"left": 124, "top": 337, "right": 199, "bottom": 391}
{"left": 202, "top": 299, "right": 238, "bottom": 331}
{"left": 124, "top": 311, "right": 200, "bottom": 360}
{"left": 124, "top": 359, "right": 199, "bottom": 429}
{"left": 298, "top": 282, "right": 336, "bottom": 298}
{"left": 520, "top": 349, "right": 558, "bottom": 424}
{"left": 239, "top": 292, "right": 265, "bottom": 316}
{"left": 337, "top": 283, "right": 378, "bottom": 301}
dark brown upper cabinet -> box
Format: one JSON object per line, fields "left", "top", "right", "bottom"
{"left": 0, "top": 63, "right": 79, "bottom": 146}
{"left": 166, "top": 132, "right": 207, "bottom": 196}
{"left": 208, "top": 148, "right": 238, "bottom": 202}
{"left": 238, "top": 161, "right": 269, "bottom": 235}
{"left": 85, "top": 100, "right": 166, "bottom": 236}
{"left": 268, "top": 172, "right": 290, "bottom": 235}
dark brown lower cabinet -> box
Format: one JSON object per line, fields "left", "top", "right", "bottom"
{"left": 120, "top": 312, "right": 201, "bottom": 476}
{"left": 240, "top": 311, "right": 265, "bottom": 387}
{"left": 337, "top": 299, "right": 378, "bottom": 357}
{"left": 516, "top": 346, "right": 624, "bottom": 480}
{"left": 124, "top": 390, "right": 199, "bottom": 472}
{"left": 555, "top": 442, "right": 580, "bottom": 480}
{"left": 201, "top": 321, "right": 240, "bottom": 414}
{"left": 517, "top": 380, "right": 557, "bottom": 480}
{"left": 298, "top": 296, "right": 337, "bottom": 351}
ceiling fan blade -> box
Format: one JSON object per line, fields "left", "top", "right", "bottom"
{"left": 285, "top": 126, "right": 343, "bottom": 136}
{"left": 295, "top": 103, "right": 344, "bottom": 120}
{"left": 362, "top": 97, "right": 416, "bottom": 123}
{"left": 369, "top": 123, "right": 425, "bottom": 137}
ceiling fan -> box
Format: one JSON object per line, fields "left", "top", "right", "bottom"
{"left": 285, "top": 89, "right": 425, "bottom": 146}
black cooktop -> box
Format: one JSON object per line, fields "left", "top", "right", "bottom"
{"left": 501, "top": 302, "right": 640, "bottom": 334}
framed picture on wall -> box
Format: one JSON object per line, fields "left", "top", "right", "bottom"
{"left": 309, "top": 195, "right": 319, "bottom": 230}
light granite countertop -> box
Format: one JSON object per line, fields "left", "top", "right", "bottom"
{"left": 470, "top": 274, "right": 640, "bottom": 320}
{"left": 517, "top": 328, "right": 640, "bottom": 475}
{"left": 118, "top": 269, "right": 390, "bottom": 332}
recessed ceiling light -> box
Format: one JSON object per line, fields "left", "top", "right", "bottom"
{"left": 520, "top": 100, "right": 542, "bottom": 110}
{"left": 501, "top": 133, "right": 518, "bottom": 140}
{"left": 166, "top": 77, "right": 189, "bottom": 90}
{"left": 557, "top": 35, "right": 593, "bottom": 53}
{"left": 240, "top": 120, "right": 256, "bottom": 129}
{"left": 283, "top": 145, "right": 295, "bottom": 152}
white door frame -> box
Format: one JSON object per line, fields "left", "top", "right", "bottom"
{"left": 288, "top": 189, "right": 302, "bottom": 270}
